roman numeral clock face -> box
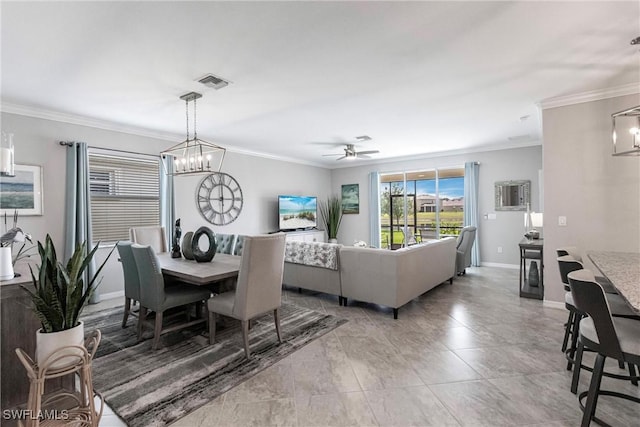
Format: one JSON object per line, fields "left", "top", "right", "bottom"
{"left": 196, "top": 173, "right": 243, "bottom": 225}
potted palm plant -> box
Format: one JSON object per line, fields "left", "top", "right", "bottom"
{"left": 21, "top": 234, "right": 114, "bottom": 368}
{"left": 319, "top": 196, "right": 343, "bottom": 243}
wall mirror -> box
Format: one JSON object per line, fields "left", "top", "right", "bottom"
{"left": 495, "top": 180, "right": 530, "bottom": 211}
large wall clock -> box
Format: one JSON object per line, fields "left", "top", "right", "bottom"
{"left": 196, "top": 173, "right": 243, "bottom": 225}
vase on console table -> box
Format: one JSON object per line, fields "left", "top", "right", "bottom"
{"left": 528, "top": 261, "right": 539, "bottom": 287}
{"left": 328, "top": 238, "right": 338, "bottom": 244}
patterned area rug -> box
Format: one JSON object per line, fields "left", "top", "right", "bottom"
{"left": 81, "top": 303, "right": 346, "bottom": 427}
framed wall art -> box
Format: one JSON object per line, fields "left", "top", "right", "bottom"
{"left": 341, "top": 183, "right": 359, "bottom": 214}
{"left": 0, "top": 164, "right": 43, "bottom": 216}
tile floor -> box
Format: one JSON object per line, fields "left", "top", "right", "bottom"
{"left": 94, "top": 266, "right": 639, "bottom": 426}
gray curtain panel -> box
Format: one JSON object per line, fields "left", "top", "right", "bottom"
{"left": 463, "top": 161, "right": 480, "bottom": 266}
{"left": 64, "top": 141, "right": 99, "bottom": 303}
{"left": 368, "top": 171, "right": 380, "bottom": 248}
{"left": 160, "top": 156, "right": 175, "bottom": 250}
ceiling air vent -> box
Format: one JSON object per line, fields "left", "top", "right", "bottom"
{"left": 197, "top": 74, "right": 231, "bottom": 90}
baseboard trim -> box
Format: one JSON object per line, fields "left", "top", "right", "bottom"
{"left": 480, "top": 262, "right": 519, "bottom": 270}
{"left": 99, "top": 290, "right": 124, "bottom": 301}
{"left": 543, "top": 300, "right": 565, "bottom": 310}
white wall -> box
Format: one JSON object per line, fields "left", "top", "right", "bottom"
{"left": 174, "top": 152, "right": 331, "bottom": 236}
{"left": 542, "top": 93, "right": 640, "bottom": 304}
{"left": 330, "top": 145, "right": 543, "bottom": 266}
{"left": 2, "top": 112, "right": 331, "bottom": 299}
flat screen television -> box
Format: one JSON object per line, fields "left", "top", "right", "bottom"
{"left": 278, "top": 195, "right": 317, "bottom": 231}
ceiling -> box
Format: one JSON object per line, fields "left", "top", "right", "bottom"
{"left": 2, "top": 1, "right": 639, "bottom": 168}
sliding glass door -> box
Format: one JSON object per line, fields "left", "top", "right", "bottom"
{"left": 379, "top": 167, "right": 464, "bottom": 249}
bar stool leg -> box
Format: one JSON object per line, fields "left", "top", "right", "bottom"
{"left": 571, "top": 341, "right": 584, "bottom": 394}
{"left": 562, "top": 309, "right": 575, "bottom": 353}
{"left": 581, "top": 354, "right": 606, "bottom": 427}
{"left": 567, "top": 313, "right": 582, "bottom": 371}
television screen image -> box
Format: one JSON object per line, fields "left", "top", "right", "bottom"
{"left": 279, "top": 195, "right": 317, "bottom": 230}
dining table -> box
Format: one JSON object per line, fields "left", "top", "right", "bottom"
{"left": 587, "top": 251, "right": 640, "bottom": 315}
{"left": 157, "top": 253, "right": 241, "bottom": 286}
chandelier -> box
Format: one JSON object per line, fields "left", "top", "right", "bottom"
{"left": 161, "top": 92, "right": 226, "bottom": 175}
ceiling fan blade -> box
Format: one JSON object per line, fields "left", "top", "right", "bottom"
{"left": 311, "top": 142, "right": 349, "bottom": 147}
{"left": 357, "top": 150, "right": 379, "bottom": 155}
{"left": 336, "top": 156, "right": 347, "bottom": 161}
{"left": 322, "top": 153, "right": 344, "bottom": 157}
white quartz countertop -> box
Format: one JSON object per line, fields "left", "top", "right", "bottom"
{"left": 588, "top": 251, "right": 640, "bottom": 314}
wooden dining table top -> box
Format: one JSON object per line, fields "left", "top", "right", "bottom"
{"left": 156, "top": 252, "right": 241, "bottom": 286}
{"left": 587, "top": 251, "right": 640, "bottom": 314}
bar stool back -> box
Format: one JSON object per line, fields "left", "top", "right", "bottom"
{"left": 567, "top": 269, "right": 640, "bottom": 427}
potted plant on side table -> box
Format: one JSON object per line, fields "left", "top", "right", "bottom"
{"left": 319, "top": 196, "right": 343, "bottom": 243}
{"left": 21, "top": 234, "right": 114, "bottom": 369}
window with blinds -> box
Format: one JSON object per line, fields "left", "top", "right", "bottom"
{"left": 88, "top": 152, "right": 160, "bottom": 244}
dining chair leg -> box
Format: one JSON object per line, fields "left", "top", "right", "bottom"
{"left": 561, "top": 309, "right": 574, "bottom": 352}
{"left": 152, "top": 311, "right": 163, "bottom": 350}
{"left": 581, "top": 353, "right": 606, "bottom": 427}
{"left": 628, "top": 363, "right": 638, "bottom": 386}
{"left": 122, "top": 297, "right": 132, "bottom": 328}
{"left": 571, "top": 341, "right": 584, "bottom": 394}
{"left": 137, "top": 306, "right": 147, "bottom": 342}
{"left": 274, "top": 308, "right": 282, "bottom": 343}
{"left": 241, "top": 320, "right": 251, "bottom": 359}
{"left": 209, "top": 311, "right": 216, "bottom": 345}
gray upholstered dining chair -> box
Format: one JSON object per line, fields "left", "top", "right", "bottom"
{"left": 455, "top": 226, "right": 476, "bottom": 275}
{"left": 129, "top": 226, "right": 168, "bottom": 253}
{"left": 207, "top": 234, "right": 287, "bottom": 358}
{"left": 116, "top": 242, "right": 140, "bottom": 329}
{"left": 214, "top": 233, "right": 236, "bottom": 254}
{"left": 567, "top": 269, "right": 640, "bottom": 427}
{"left": 131, "top": 244, "right": 212, "bottom": 350}
{"left": 232, "top": 235, "right": 246, "bottom": 256}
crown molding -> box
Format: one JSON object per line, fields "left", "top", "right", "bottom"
{"left": 0, "top": 101, "right": 327, "bottom": 169}
{"left": 330, "top": 139, "right": 542, "bottom": 169}
{"left": 1, "top": 101, "right": 181, "bottom": 142}
{"left": 538, "top": 82, "right": 640, "bottom": 110}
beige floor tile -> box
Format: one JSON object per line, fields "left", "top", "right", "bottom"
{"left": 295, "top": 392, "right": 378, "bottom": 426}
{"left": 217, "top": 398, "right": 297, "bottom": 427}
{"left": 403, "top": 350, "right": 483, "bottom": 384}
{"left": 365, "top": 386, "right": 460, "bottom": 426}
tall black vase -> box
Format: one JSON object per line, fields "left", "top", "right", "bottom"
{"left": 528, "top": 261, "right": 539, "bottom": 287}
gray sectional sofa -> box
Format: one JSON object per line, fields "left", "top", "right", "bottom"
{"left": 282, "top": 237, "right": 457, "bottom": 318}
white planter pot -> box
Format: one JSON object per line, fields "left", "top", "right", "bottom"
{"left": 0, "top": 246, "right": 14, "bottom": 280}
{"left": 36, "top": 321, "right": 85, "bottom": 370}
{"left": 328, "top": 238, "right": 338, "bottom": 244}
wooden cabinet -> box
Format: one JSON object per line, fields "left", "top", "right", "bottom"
{"left": 284, "top": 230, "right": 325, "bottom": 243}
{"left": 519, "top": 238, "right": 544, "bottom": 300}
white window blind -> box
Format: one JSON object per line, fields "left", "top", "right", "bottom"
{"left": 88, "top": 152, "right": 160, "bottom": 244}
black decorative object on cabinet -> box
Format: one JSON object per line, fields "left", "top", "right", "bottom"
{"left": 191, "top": 227, "right": 217, "bottom": 263}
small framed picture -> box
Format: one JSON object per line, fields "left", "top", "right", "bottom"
{"left": 341, "top": 183, "right": 359, "bottom": 214}
{"left": 0, "top": 164, "right": 43, "bottom": 216}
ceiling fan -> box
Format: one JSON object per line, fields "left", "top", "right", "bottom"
{"left": 319, "top": 136, "right": 380, "bottom": 161}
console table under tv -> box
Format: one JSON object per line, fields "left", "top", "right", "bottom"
{"left": 284, "top": 230, "right": 325, "bottom": 243}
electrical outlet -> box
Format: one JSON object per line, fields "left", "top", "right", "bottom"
{"left": 558, "top": 216, "right": 567, "bottom": 226}
{"left": 497, "top": 246, "right": 503, "bottom": 253}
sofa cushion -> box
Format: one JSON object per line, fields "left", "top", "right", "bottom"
{"left": 284, "top": 241, "right": 340, "bottom": 270}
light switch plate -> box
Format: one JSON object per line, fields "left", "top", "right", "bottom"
{"left": 558, "top": 216, "right": 567, "bottom": 226}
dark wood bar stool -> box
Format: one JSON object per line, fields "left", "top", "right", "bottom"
{"left": 567, "top": 269, "right": 640, "bottom": 427}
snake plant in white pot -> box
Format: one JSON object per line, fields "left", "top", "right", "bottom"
{"left": 319, "top": 196, "right": 343, "bottom": 243}
{"left": 21, "top": 234, "right": 114, "bottom": 368}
